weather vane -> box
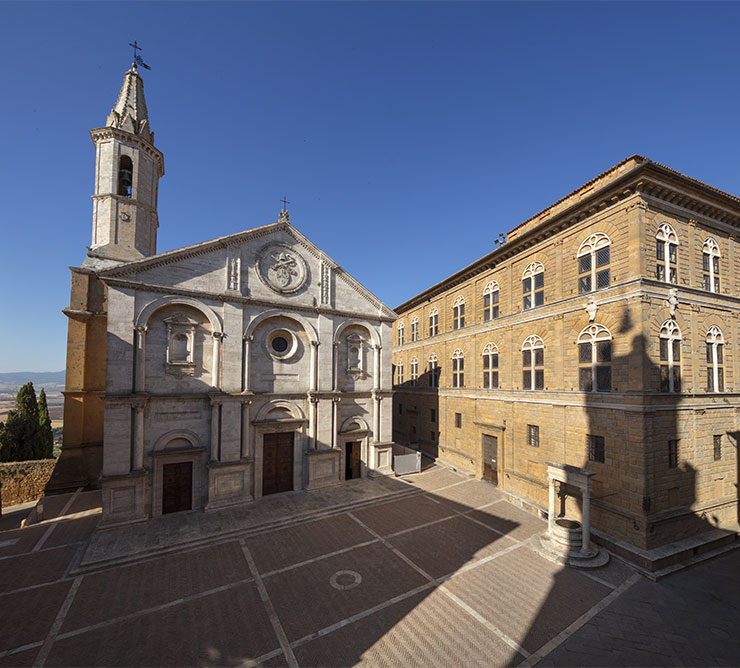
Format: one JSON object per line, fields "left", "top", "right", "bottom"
{"left": 128, "top": 40, "right": 151, "bottom": 71}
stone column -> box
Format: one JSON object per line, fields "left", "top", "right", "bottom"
{"left": 211, "top": 333, "right": 223, "bottom": 390}
{"left": 332, "top": 342, "right": 340, "bottom": 390}
{"left": 242, "top": 336, "right": 252, "bottom": 392}
{"left": 372, "top": 391, "right": 381, "bottom": 443}
{"left": 309, "top": 395, "right": 319, "bottom": 450}
{"left": 582, "top": 479, "right": 592, "bottom": 554}
{"left": 332, "top": 395, "right": 341, "bottom": 448}
{"left": 134, "top": 325, "right": 147, "bottom": 393}
{"left": 548, "top": 473, "right": 556, "bottom": 537}
{"left": 132, "top": 401, "right": 145, "bottom": 471}
{"left": 210, "top": 400, "right": 220, "bottom": 461}
{"left": 310, "top": 341, "right": 320, "bottom": 392}
{"left": 241, "top": 399, "right": 252, "bottom": 459}
{"left": 373, "top": 344, "right": 381, "bottom": 391}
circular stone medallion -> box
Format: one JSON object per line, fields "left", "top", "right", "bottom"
{"left": 257, "top": 244, "right": 308, "bottom": 294}
{"left": 329, "top": 570, "right": 362, "bottom": 591}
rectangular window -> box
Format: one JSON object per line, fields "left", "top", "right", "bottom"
{"left": 713, "top": 434, "right": 722, "bottom": 461}
{"left": 668, "top": 439, "right": 679, "bottom": 468}
{"left": 431, "top": 431, "right": 436, "bottom": 441}
{"left": 455, "top": 413, "right": 462, "bottom": 429}
{"left": 398, "top": 404, "right": 403, "bottom": 415}
{"left": 587, "top": 434, "right": 605, "bottom": 463}
{"left": 411, "top": 425, "right": 416, "bottom": 436}
{"left": 431, "top": 409, "right": 436, "bottom": 423}
{"left": 398, "top": 327, "right": 404, "bottom": 346}
{"left": 527, "top": 424, "right": 539, "bottom": 448}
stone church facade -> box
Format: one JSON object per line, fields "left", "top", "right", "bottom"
{"left": 49, "top": 66, "right": 395, "bottom": 526}
{"left": 393, "top": 156, "right": 740, "bottom": 563}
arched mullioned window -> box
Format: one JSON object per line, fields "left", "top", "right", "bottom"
{"left": 522, "top": 335, "right": 544, "bottom": 390}
{"left": 483, "top": 281, "right": 500, "bottom": 321}
{"left": 577, "top": 324, "right": 612, "bottom": 392}
{"left": 656, "top": 223, "right": 678, "bottom": 284}
{"left": 118, "top": 155, "right": 133, "bottom": 197}
{"left": 429, "top": 307, "right": 439, "bottom": 337}
{"left": 659, "top": 320, "right": 682, "bottom": 393}
{"left": 452, "top": 349, "right": 465, "bottom": 388}
{"left": 396, "top": 359, "right": 404, "bottom": 385}
{"left": 428, "top": 353, "right": 439, "bottom": 388}
{"left": 410, "top": 357, "right": 418, "bottom": 386}
{"left": 577, "top": 233, "right": 611, "bottom": 294}
{"left": 410, "top": 316, "right": 419, "bottom": 342}
{"left": 702, "top": 238, "right": 721, "bottom": 293}
{"left": 522, "top": 262, "right": 544, "bottom": 310}
{"left": 453, "top": 296, "right": 465, "bottom": 330}
{"left": 397, "top": 322, "right": 405, "bottom": 346}
{"left": 482, "top": 342, "right": 499, "bottom": 389}
{"left": 706, "top": 326, "right": 725, "bottom": 392}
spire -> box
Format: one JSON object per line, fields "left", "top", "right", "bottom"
{"left": 105, "top": 68, "right": 154, "bottom": 144}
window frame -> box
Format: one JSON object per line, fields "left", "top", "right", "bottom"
{"left": 396, "top": 359, "right": 404, "bottom": 385}
{"left": 713, "top": 434, "right": 722, "bottom": 461}
{"left": 577, "top": 233, "right": 611, "bottom": 294}
{"left": 429, "top": 307, "right": 439, "bottom": 337}
{"left": 410, "top": 316, "right": 419, "bottom": 342}
{"left": 453, "top": 296, "right": 465, "bottom": 330}
{"left": 522, "top": 262, "right": 545, "bottom": 310}
{"left": 659, "top": 319, "right": 682, "bottom": 393}
{"left": 428, "top": 353, "right": 439, "bottom": 388}
{"left": 668, "top": 438, "right": 679, "bottom": 468}
{"left": 522, "top": 335, "right": 545, "bottom": 390}
{"left": 483, "top": 280, "right": 500, "bottom": 321}
{"left": 702, "top": 238, "right": 721, "bottom": 293}
{"left": 527, "top": 424, "right": 539, "bottom": 448}
{"left": 482, "top": 342, "right": 499, "bottom": 389}
{"left": 452, "top": 348, "right": 465, "bottom": 388}
{"left": 587, "top": 434, "right": 605, "bottom": 463}
{"left": 577, "top": 324, "right": 612, "bottom": 392}
{"left": 397, "top": 323, "right": 404, "bottom": 346}
{"left": 656, "top": 223, "right": 678, "bottom": 284}
{"left": 706, "top": 326, "right": 725, "bottom": 392}
{"left": 410, "top": 357, "right": 418, "bottom": 386}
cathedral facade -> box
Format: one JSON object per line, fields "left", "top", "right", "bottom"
{"left": 392, "top": 156, "right": 740, "bottom": 564}
{"left": 51, "top": 66, "right": 395, "bottom": 526}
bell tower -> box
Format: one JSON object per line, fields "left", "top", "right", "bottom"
{"left": 85, "top": 65, "right": 164, "bottom": 267}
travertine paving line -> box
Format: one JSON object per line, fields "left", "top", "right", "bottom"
{"left": 32, "top": 575, "right": 82, "bottom": 667}
{"left": 577, "top": 568, "right": 617, "bottom": 590}
{"left": 239, "top": 540, "right": 298, "bottom": 668}
{"left": 261, "top": 538, "right": 380, "bottom": 577}
{"left": 0, "top": 640, "right": 44, "bottom": 660}
{"left": 348, "top": 511, "right": 529, "bottom": 658}
{"left": 516, "top": 573, "right": 642, "bottom": 668}
{"left": 32, "top": 488, "right": 83, "bottom": 553}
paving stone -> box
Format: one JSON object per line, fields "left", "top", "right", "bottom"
{"left": 0, "top": 544, "right": 77, "bottom": 591}
{"left": 0, "top": 647, "right": 40, "bottom": 667}
{"left": 0, "top": 524, "right": 48, "bottom": 557}
{"left": 444, "top": 545, "right": 610, "bottom": 654}
{"left": 42, "top": 514, "right": 100, "bottom": 549}
{"left": 0, "top": 580, "right": 72, "bottom": 651}
{"left": 350, "top": 494, "right": 456, "bottom": 537}
{"left": 397, "top": 466, "right": 466, "bottom": 492}
{"left": 62, "top": 541, "right": 249, "bottom": 632}
{"left": 245, "top": 513, "right": 374, "bottom": 574}
{"left": 466, "top": 499, "right": 547, "bottom": 542}
{"left": 291, "top": 588, "right": 520, "bottom": 668}
{"left": 262, "top": 541, "right": 429, "bottom": 643}
{"left": 388, "top": 514, "right": 518, "bottom": 580}
{"left": 433, "top": 478, "right": 505, "bottom": 510}
{"left": 48, "top": 582, "right": 278, "bottom": 667}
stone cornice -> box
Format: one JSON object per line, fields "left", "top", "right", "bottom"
{"left": 395, "top": 160, "right": 740, "bottom": 314}
{"left": 99, "top": 276, "right": 397, "bottom": 324}
{"left": 90, "top": 193, "right": 158, "bottom": 216}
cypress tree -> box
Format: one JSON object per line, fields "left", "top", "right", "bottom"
{"left": 0, "top": 382, "right": 41, "bottom": 462}
{"left": 38, "top": 388, "right": 54, "bottom": 459}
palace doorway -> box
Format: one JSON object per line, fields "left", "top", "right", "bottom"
{"left": 482, "top": 434, "right": 499, "bottom": 486}
{"left": 263, "top": 431, "right": 294, "bottom": 496}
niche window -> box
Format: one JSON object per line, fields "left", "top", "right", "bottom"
{"left": 702, "top": 238, "right": 721, "bottom": 293}
{"left": 659, "top": 320, "right": 682, "bottom": 393}
{"left": 656, "top": 223, "right": 678, "bottom": 284}
{"left": 164, "top": 314, "right": 197, "bottom": 376}
{"left": 482, "top": 343, "right": 499, "bottom": 389}
{"left": 118, "top": 155, "right": 133, "bottom": 198}
{"left": 706, "top": 326, "right": 725, "bottom": 392}
{"left": 346, "top": 334, "right": 366, "bottom": 380}
{"left": 483, "top": 281, "right": 500, "bottom": 321}
{"left": 577, "top": 233, "right": 611, "bottom": 293}
{"left": 522, "top": 262, "right": 545, "bottom": 310}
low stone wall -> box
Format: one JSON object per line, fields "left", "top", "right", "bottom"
{"left": 0, "top": 459, "right": 56, "bottom": 508}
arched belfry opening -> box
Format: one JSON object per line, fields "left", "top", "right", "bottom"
{"left": 118, "top": 155, "right": 133, "bottom": 197}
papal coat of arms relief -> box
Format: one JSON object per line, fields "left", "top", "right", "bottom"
{"left": 257, "top": 243, "right": 308, "bottom": 294}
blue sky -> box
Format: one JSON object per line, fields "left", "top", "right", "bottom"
{"left": 1, "top": 1, "right": 739, "bottom": 373}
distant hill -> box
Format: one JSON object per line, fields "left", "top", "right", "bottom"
{"left": 0, "top": 371, "right": 65, "bottom": 394}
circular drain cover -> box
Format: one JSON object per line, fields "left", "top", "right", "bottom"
{"left": 329, "top": 570, "right": 362, "bottom": 590}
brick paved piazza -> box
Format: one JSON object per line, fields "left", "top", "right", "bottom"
{"left": 1, "top": 466, "right": 738, "bottom": 667}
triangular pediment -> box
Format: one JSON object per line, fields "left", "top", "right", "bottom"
{"left": 99, "top": 221, "right": 396, "bottom": 320}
